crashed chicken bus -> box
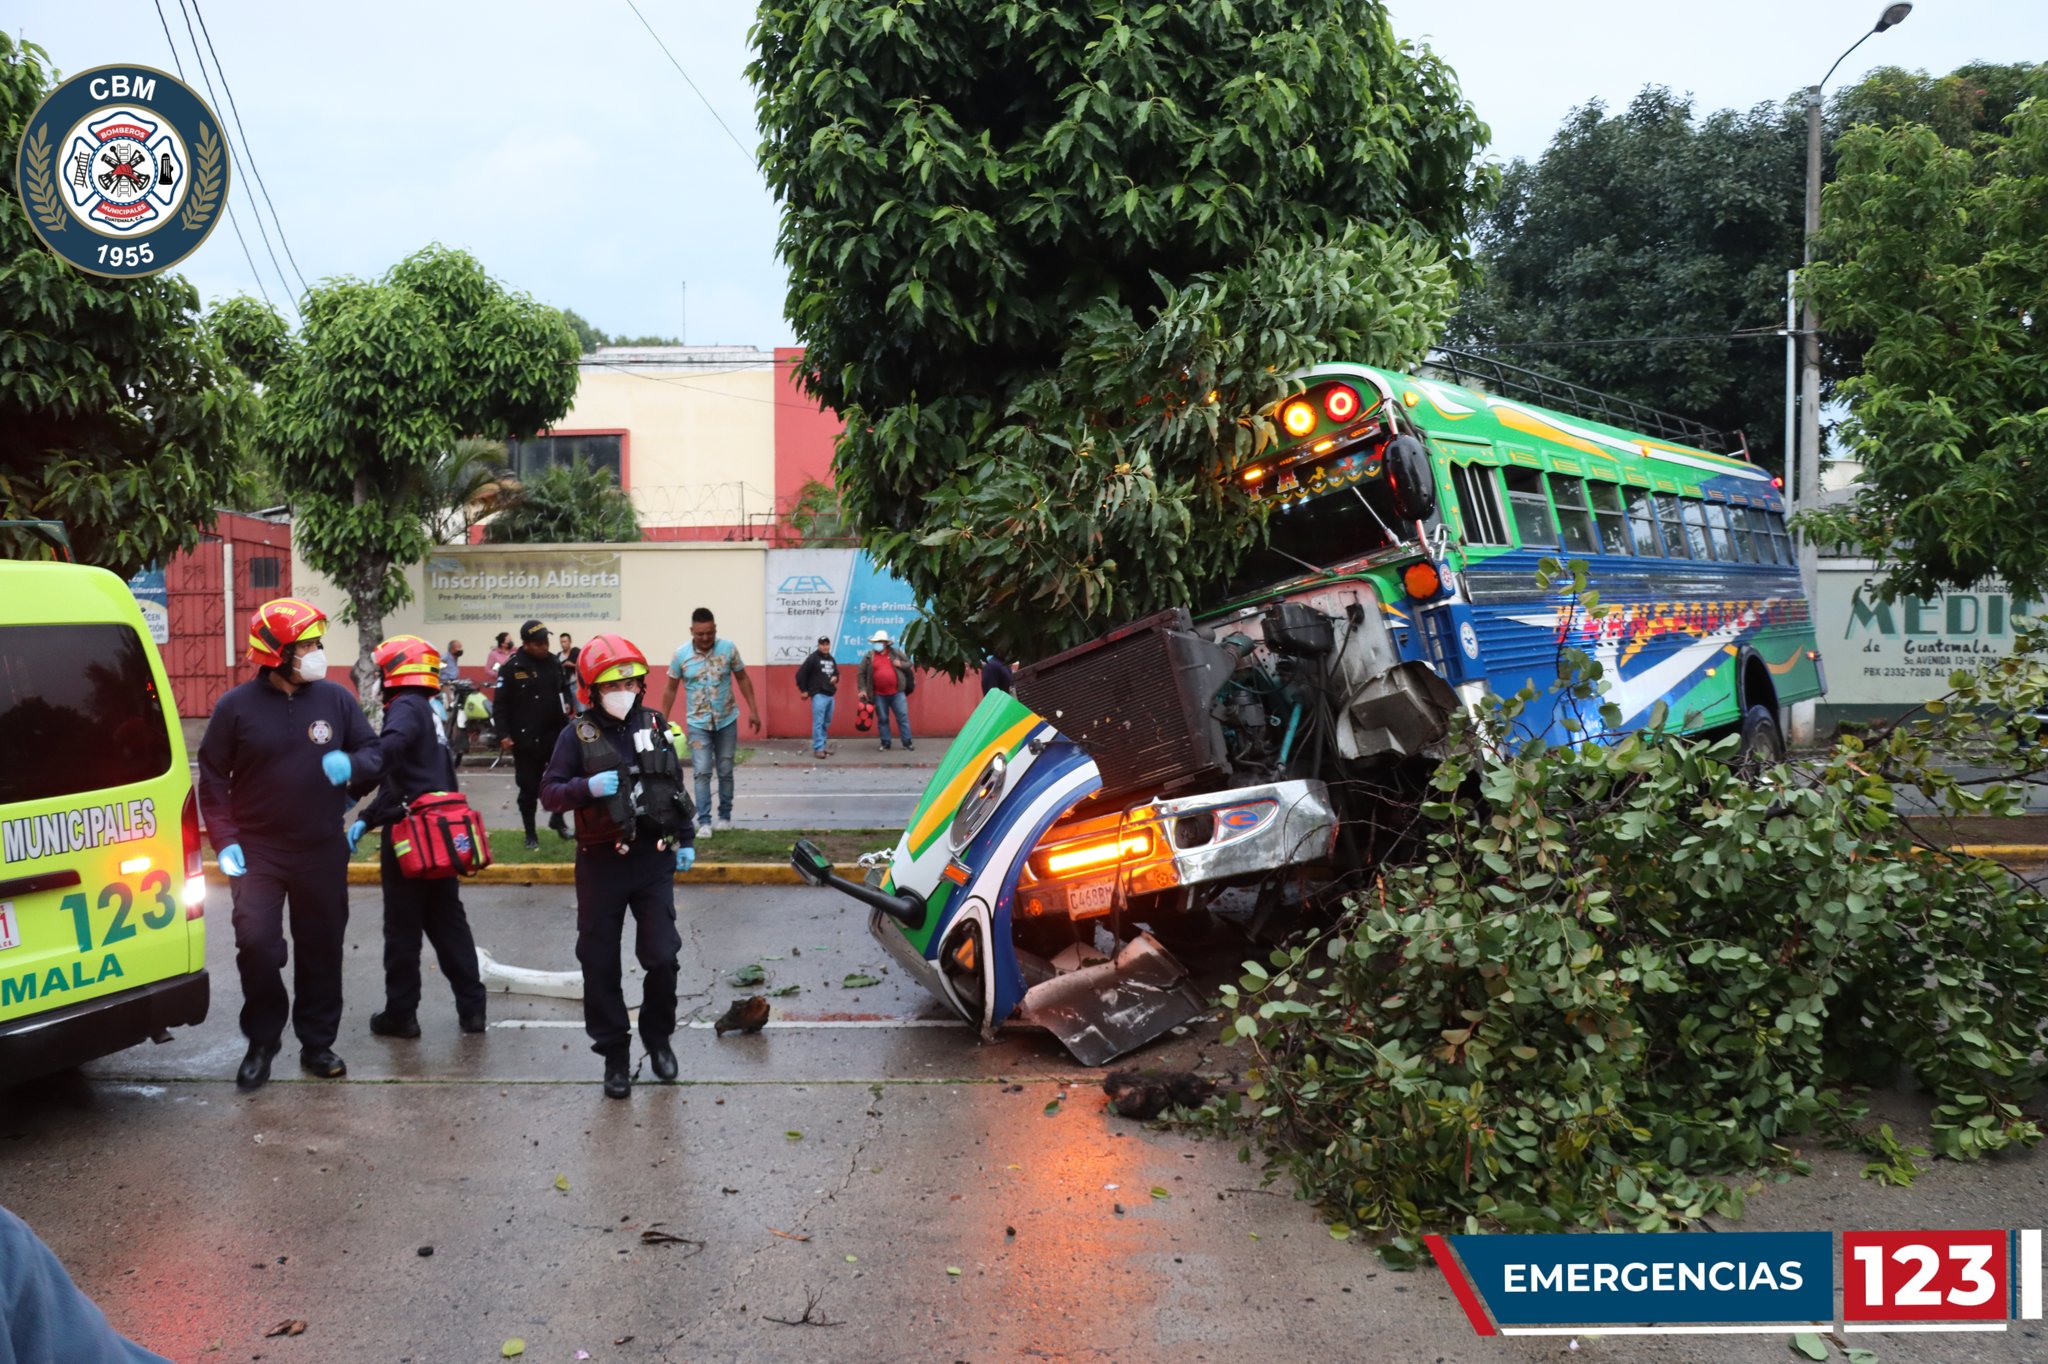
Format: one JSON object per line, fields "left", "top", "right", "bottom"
{"left": 791, "top": 352, "right": 1825, "bottom": 1063}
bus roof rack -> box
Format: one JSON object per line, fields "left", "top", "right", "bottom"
{"left": 1415, "top": 348, "right": 1750, "bottom": 459}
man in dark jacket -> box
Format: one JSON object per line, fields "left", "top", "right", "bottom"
{"left": 347, "top": 635, "right": 489, "bottom": 1040}
{"left": 980, "top": 653, "right": 1015, "bottom": 696}
{"left": 794, "top": 634, "right": 838, "bottom": 759}
{"left": 197, "top": 597, "right": 383, "bottom": 1091}
{"left": 497, "top": 619, "right": 572, "bottom": 849}
{"left": 540, "top": 634, "right": 696, "bottom": 1099}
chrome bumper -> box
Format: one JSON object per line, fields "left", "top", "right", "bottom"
{"left": 1143, "top": 779, "right": 1338, "bottom": 885}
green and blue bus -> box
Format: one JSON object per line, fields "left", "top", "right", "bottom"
{"left": 796, "top": 354, "right": 1826, "bottom": 1061}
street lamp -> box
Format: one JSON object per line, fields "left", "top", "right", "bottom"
{"left": 1789, "top": 1, "right": 1910, "bottom": 743}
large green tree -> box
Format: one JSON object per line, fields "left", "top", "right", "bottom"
{"left": 1448, "top": 64, "right": 2047, "bottom": 478}
{"left": 0, "top": 35, "right": 256, "bottom": 577}
{"left": 1801, "top": 97, "right": 2048, "bottom": 602}
{"left": 1447, "top": 88, "right": 1805, "bottom": 472}
{"left": 750, "top": 0, "right": 1490, "bottom": 667}
{"left": 214, "top": 249, "right": 579, "bottom": 693}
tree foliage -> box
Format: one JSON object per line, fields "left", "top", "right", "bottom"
{"left": 215, "top": 248, "right": 579, "bottom": 691}
{"left": 1447, "top": 89, "right": 1804, "bottom": 472}
{"left": 483, "top": 458, "right": 639, "bottom": 544}
{"left": 0, "top": 34, "right": 256, "bottom": 578}
{"left": 1211, "top": 565, "right": 2048, "bottom": 1240}
{"left": 560, "top": 307, "right": 681, "bottom": 353}
{"left": 1802, "top": 95, "right": 2048, "bottom": 602}
{"left": 749, "top": 0, "right": 1491, "bottom": 667}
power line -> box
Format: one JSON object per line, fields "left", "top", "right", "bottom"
{"left": 187, "top": 0, "right": 310, "bottom": 297}
{"left": 621, "top": 0, "right": 754, "bottom": 165}
{"left": 150, "top": 0, "right": 273, "bottom": 311}
{"left": 173, "top": 0, "right": 293, "bottom": 308}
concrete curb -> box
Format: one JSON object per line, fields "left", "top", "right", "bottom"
{"left": 204, "top": 844, "right": 2048, "bottom": 889}
{"left": 205, "top": 861, "right": 808, "bottom": 886}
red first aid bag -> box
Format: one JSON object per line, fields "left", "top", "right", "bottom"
{"left": 389, "top": 791, "right": 492, "bottom": 879}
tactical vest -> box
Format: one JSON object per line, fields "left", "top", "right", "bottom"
{"left": 572, "top": 708, "right": 696, "bottom": 851}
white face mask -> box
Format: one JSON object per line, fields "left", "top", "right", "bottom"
{"left": 296, "top": 648, "right": 328, "bottom": 682}
{"left": 600, "top": 689, "right": 635, "bottom": 720}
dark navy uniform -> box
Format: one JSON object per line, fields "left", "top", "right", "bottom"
{"left": 348, "top": 689, "right": 488, "bottom": 1025}
{"left": 539, "top": 705, "right": 693, "bottom": 1061}
{"left": 496, "top": 648, "right": 571, "bottom": 838}
{"left": 197, "top": 676, "right": 382, "bottom": 1051}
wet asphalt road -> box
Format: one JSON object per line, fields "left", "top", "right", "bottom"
{"left": 4, "top": 874, "right": 2045, "bottom": 1363}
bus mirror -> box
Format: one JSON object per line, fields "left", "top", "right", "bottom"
{"left": 1384, "top": 435, "right": 1436, "bottom": 522}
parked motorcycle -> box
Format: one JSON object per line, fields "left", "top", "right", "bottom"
{"left": 445, "top": 679, "right": 503, "bottom": 767}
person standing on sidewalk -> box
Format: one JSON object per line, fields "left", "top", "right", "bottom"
{"left": 496, "top": 620, "right": 572, "bottom": 850}
{"left": 657, "top": 607, "right": 761, "bottom": 839}
{"left": 794, "top": 634, "right": 838, "bottom": 759}
{"left": 197, "top": 597, "right": 383, "bottom": 1091}
{"left": 347, "top": 635, "right": 490, "bottom": 1041}
{"left": 541, "top": 635, "right": 697, "bottom": 1099}
{"left": 858, "top": 630, "right": 916, "bottom": 752}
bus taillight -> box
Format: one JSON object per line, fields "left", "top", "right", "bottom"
{"left": 1323, "top": 385, "right": 1360, "bottom": 421}
{"left": 1281, "top": 400, "right": 1317, "bottom": 437}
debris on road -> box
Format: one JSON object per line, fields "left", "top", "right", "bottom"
{"left": 715, "top": 996, "right": 771, "bottom": 1036}
{"left": 264, "top": 1320, "right": 306, "bottom": 1337}
{"left": 1102, "top": 1069, "right": 1218, "bottom": 1120}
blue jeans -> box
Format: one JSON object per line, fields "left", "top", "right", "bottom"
{"left": 810, "top": 692, "right": 835, "bottom": 753}
{"left": 875, "top": 692, "right": 912, "bottom": 747}
{"left": 687, "top": 720, "right": 738, "bottom": 822}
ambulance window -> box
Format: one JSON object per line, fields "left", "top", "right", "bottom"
{"left": 0, "top": 623, "right": 173, "bottom": 804}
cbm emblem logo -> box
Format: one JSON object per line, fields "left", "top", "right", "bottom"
{"left": 778, "top": 576, "right": 835, "bottom": 593}
{"left": 14, "top": 65, "right": 229, "bottom": 278}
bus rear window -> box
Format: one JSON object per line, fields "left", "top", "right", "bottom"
{"left": 0, "top": 623, "right": 173, "bottom": 804}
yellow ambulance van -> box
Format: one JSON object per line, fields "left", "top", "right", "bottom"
{"left": 0, "top": 560, "right": 209, "bottom": 1083}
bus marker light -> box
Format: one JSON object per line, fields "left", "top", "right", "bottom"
{"left": 1243, "top": 467, "right": 1265, "bottom": 483}
{"left": 1281, "top": 401, "right": 1317, "bottom": 437}
{"left": 1403, "top": 562, "right": 1442, "bottom": 600}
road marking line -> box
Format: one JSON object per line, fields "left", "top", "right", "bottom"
{"left": 490, "top": 1017, "right": 969, "bottom": 1031}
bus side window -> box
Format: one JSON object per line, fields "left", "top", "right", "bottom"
{"left": 1588, "top": 481, "right": 1633, "bottom": 556}
{"left": 1754, "top": 508, "right": 1788, "bottom": 564}
{"left": 1768, "top": 509, "right": 1794, "bottom": 564}
{"left": 1452, "top": 463, "right": 1511, "bottom": 546}
{"left": 1682, "top": 500, "right": 1717, "bottom": 561}
{"left": 1705, "top": 503, "right": 1739, "bottom": 562}
{"left": 1654, "top": 494, "right": 1692, "bottom": 560}
{"left": 1628, "top": 489, "right": 1667, "bottom": 557}
{"left": 1503, "top": 467, "right": 1558, "bottom": 548}
{"left": 1726, "top": 506, "right": 1761, "bottom": 563}
{"left": 1549, "top": 474, "right": 1599, "bottom": 556}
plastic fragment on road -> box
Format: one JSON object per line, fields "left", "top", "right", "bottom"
{"left": 477, "top": 946, "right": 583, "bottom": 1000}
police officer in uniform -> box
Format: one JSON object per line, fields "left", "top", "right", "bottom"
{"left": 346, "top": 635, "right": 490, "bottom": 1038}
{"left": 197, "top": 598, "right": 383, "bottom": 1091}
{"left": 540, "top": 634, "right": 697, "bottom": 1098}
{"left": 496, "top": 619, "right": 572, "bottom": 849}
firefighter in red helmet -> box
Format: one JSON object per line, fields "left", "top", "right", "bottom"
{"left": 196, "top": 597, "right": 383, "bottom": 1091}
{"left": 343, "top": 636, "right": 490, "bottom": 1040}
{"left": 539, "top": 634, "right": 697, "bottom": 1099}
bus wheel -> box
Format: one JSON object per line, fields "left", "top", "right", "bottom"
{"left": 1736, "top": 704, "right": 1785, "bottom": 777}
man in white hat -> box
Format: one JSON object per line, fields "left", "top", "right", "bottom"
{"left": 856, "top": 629, "right": 916, "bottom": 752}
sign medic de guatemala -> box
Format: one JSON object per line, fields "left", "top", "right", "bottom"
{"left": 15, "top": 63, "right": 229, "bottom": 278}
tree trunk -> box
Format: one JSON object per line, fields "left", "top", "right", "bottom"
{"left": 348, "top": 471, "right": 387, "bottom": 723}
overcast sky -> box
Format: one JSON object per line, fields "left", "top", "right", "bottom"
{"left": 13, "top": 1, "right": 2043, "bottom": 347}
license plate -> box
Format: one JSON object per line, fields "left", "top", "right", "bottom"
{"left": 1068, "top": 881, "right": 1116, "bottom": 915}
{"left": 0, "top": 901, "right": 17, "bottom": 951}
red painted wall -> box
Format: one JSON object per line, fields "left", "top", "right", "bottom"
{"left": 163, "top": 513, "right": 294, "bottom": 717}
{"left": 774, "top": 346, "right": 842, "bottom": 511}
{"left": 761, "top": 665, "right": 983, "bottom": 742}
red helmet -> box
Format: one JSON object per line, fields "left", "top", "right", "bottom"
{"left": 372, "top": 635, "right": 442, "bottom": 691}
{"left": 577, "top": 633, "right": 648, "bottom": 701}
{"left": 247, "top": 598, "right": 327, "bottom": 668}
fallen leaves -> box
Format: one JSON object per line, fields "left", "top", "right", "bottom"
{"left": 1150, "top": 1187, "right": 1171, "bottom": 1202}
{"left": 768, "top": 1227, "right": 812, "bottom": 1242}
{"left": 553, "top": 1174, "right": 570, "bottom": 1193}
{"left": 728, "top": 964, "right": 767, "bottom": 987}
{"left": 769, "top": 984, "right": 801, "bottom": 997}
{"left": 1790, "top": 1334, "right": 1828, "bottom": 1362}
{"left": 264, "top": 1320, "right": 306, "bottom": 1338}
{"left": 945, "top": 1265, "right": 962, "bottom": 1277}
{"left": 785, "top": 1130, "right": 803, "bottom": 1142}
{"left": 501, "top": 1339, "right": 525, "bottom": 1358}
{"left": 841, "top": 973, "right": 880, "bottom": 989}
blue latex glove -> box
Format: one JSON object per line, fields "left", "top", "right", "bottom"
{"left": 587, "top": 770, "right": 620, "bottom": 798}
{"left": 218, "top": 843, "right": 246, "bottom": 878}
{"left": 346, "top": 819, "right": 368, "bottom": 853}
{"left": 430, "top": 696, "right": 448, "bottom": 724}
{"left": 675, "top": 845, "right": 696, "bottom": 873}
{"left": 321, "top": 750, "right": 352, "bottom": 786}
